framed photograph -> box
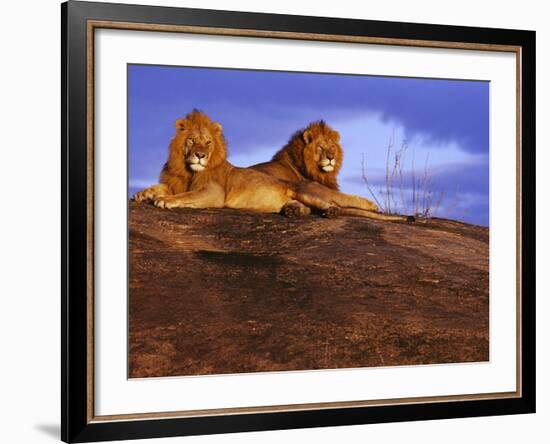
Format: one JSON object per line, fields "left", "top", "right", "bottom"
{"left": 62, "top": 1, "right": 535, "bottom": 442}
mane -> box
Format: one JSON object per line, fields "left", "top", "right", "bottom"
{"left": 161, "top": 109, "right": 229, "bottom": 193}
{"left": 273, "top": 120, "right": 341, "bottom": 190}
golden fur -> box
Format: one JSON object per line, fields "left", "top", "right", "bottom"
{"left": 133, "top": 110, "right": 339, "bottom": 217}
{"left": 250, "top": 121, "right": 414, "bottom": 221}
{"left": 268, "top": 121, "right": 342, "bottom": 190}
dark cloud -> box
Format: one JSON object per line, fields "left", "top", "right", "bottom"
{"left": 128, "top": 65, "right": 489, "bottom": 154}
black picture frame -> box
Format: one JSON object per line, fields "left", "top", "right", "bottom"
{"left": 61, "top": 1, "right": 536, "bottom": 442}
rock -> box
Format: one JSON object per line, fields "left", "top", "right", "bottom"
{"left": 128, "top": 201, "right": 489, "bottom": 378}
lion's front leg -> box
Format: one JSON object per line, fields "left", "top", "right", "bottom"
{"left": 153, "top": 183, "right": 225, "bottom": 210}
{"left": 133, "top": 183, "right": 170, "bottom": 202}
{"left": 293, "top": 192, "right": 341, "bottom": 219}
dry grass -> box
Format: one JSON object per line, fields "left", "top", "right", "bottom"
{"left": 362, "top": 138, "right": 445, "bottom": 219}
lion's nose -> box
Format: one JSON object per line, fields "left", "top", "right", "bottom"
{"left": 195, "top": 151, "right": 206, "bottom": 159}
{"left": 326, "top": 154, "right": 334, "bottom": 160}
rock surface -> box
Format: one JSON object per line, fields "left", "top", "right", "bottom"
{"left": 128, "top": 201, "right": 489, "bottom": 378}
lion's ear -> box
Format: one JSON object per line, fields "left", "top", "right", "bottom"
{"left": 303, "top": 130, "right": 313, "bottom": 144}
{"left": 175, "top": 119, "right": 187, "bottom": 132}
{"left": 212, "top": 122, "right": 223, "bottom": 134}
{"left": 331, "top": 131, "right": 340, "bottom": 143}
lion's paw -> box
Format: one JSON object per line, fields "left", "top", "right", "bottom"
{"left": 282, "top": 203, "right": 311, "bottom": 218}
{"left": 134, "top": 188, "right": 164, "bottom": 203}
{"left": 322, "top": 206, "right": 341, "bottom": 219}
{"left": 153, "top": 197, "right": 177, "bottom": 209}
{"left": 133, "top": 189, "right": 152, "bottom": 202}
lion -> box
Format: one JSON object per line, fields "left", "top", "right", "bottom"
{"left": 251, "top": 121, "right": 412, "bottom": 222}
{"left": 133, "top": 110, "right": 340, "bottom": 218}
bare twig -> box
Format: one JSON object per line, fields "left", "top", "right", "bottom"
{"left": 420, "top": 153, "right": 430, "bottom": 217}
{"left": 398, "top": 142, "right": 408, "bottom": 214}
{"left": 433, "top": 191, "right": 445, "bottom": 217}
{"left": 384, "top": 134, "right": 394, "bottom": 214}
{"left": 411, "top": 146, "right": 417, "bottom": 215}
{"left": 361, "top": 154, "right": 384, "bottom": 210}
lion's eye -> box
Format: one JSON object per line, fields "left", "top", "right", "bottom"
{"left": 206, "top": 140, "right": 212, "bottom": 145}
{"left": 187, "top": 138, "right": 194, "bottom": 146}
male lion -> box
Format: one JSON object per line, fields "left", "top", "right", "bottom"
{"left": 133, "top": 110, "right": 338, "bottom": 217}
{"left": 251, "top": 121, "right": 412, "bottom": 221}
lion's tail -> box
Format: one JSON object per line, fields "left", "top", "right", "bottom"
{"left": 340, "top": 207, "right": 416, "bottom": 222}
{"left": 290, "top": 190, "right": 415, "bottom": 222}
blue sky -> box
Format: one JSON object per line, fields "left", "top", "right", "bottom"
{"left": 128, "top": 64, "right": 489, "bottom": 226}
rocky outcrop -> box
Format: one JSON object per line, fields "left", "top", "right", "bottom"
{"left": 128, "top": 202, "right": 489, "bottom": 378}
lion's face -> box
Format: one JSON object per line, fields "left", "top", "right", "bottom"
{"left": 182, "top": 128, "right": 217, "bottom": 172}
{"left": 313, "top": 141, "right": 341, "bottom": 173}
{"left": 170, "top": 111, "right": 226, "bottom": 173}
{"left": 302, "top": 125, "right": 343, "bottom": 177}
